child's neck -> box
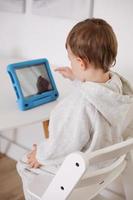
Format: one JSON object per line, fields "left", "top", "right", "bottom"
{"left": 83, "top": 68, "right": 110, "bottom": 83}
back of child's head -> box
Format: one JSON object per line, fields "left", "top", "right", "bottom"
{"left": 66, "top": 18, "right": 118, "bottom": 72}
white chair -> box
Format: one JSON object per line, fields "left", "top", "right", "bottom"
{"left": 27, "top": 138, "right": 133, "bottom": 200}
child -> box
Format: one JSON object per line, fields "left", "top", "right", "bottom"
{"left": 17, "top": 18, "right": 133, "bottom": 199}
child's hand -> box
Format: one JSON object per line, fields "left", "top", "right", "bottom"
{"left": 27, "top": 144, "right": 42, "bottom": 168}
{"left": 54, "top": 67, "right": 75, "bottom": 80}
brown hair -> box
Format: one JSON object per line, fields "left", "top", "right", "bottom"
{"left": 66, "top": 18, "right": 118, "bottom": 72}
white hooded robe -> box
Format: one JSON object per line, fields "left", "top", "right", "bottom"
{"left": 17, "top": 71, "right": 133, "bottom": 199}
{"left": 36, "top": 71, "right": 133, "bottom": 166}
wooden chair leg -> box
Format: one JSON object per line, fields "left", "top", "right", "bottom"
{"left": 42, "top": 120, "right": 49, "bottom": 138}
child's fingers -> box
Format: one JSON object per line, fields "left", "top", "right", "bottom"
{"left": 27, "top": 155, "right": 33, "bottom": 163}
{"left": 29, "top": 161, "right": 35, "bottom": 168}
{"left": 27, "top": 153, "right": 31, "bottom": 159}
{"left": 28, "top": 160, "right": 41, "bottom": 168}
{"left": 27, "top": 150, "right": 33, "bottom": 159}
{"left": 55, "top": 68, "right": 70, "bottom": 75}
{"left": 32, "top": 144, "right": 37, "bottom": 150}
{"left": 54, "top": 67, "right": 66, "bottom": 70}
{"left": 34, "top": 162, "right": 41, "bottom": 168}
{"left": 27, "top": 158, "right": 32, "bottom": 165}
{"left": 27, "top": 144, "right": 37, "bottom": 158}
{"left": 54, "top": 67, "right": 69, "bottom": 72}
{"left": 27, "top": 157, "right": 36, "bottom": 166}
{"left": 54, "top": 67, "right": 74, "bottom": 80}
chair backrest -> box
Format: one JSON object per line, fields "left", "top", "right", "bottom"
{"left": 28, "top": 138, "right": 133, "bottom": 200}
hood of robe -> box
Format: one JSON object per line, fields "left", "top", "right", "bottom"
{"left": 80, "top": 71, "right": 133, "bottom": 137}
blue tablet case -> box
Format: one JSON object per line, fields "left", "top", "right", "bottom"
{"left": 7, "top": 58, "right": 59, "bottom": 111}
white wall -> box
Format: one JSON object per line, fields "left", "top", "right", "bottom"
{"left": 0, "top": 12, "right": 78, "bottom": 66}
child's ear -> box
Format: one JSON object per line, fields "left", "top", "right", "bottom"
{"left": 76, "top": 57, "right": 87, "bottom": 70}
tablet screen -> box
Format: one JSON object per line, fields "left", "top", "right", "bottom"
{"left": 15, "top": 64, "right": 53, "bottom": 97}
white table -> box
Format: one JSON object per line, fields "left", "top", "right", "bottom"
{"left": 0, "top": 57, "right": 73, "bottom": 136}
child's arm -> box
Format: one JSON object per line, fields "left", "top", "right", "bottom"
{"left": 54, "top": 67, "right": 75, "bottom": 81}
{"left": 35, "top": 102, "right": 93, "bottom": 167}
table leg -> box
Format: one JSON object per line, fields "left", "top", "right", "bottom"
{"left": 42, "top": 120, "right": 49, "bottom": 138}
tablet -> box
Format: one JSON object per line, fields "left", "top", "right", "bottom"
{"left": 7, "top": 58, "right": 59, "bottom": 110}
